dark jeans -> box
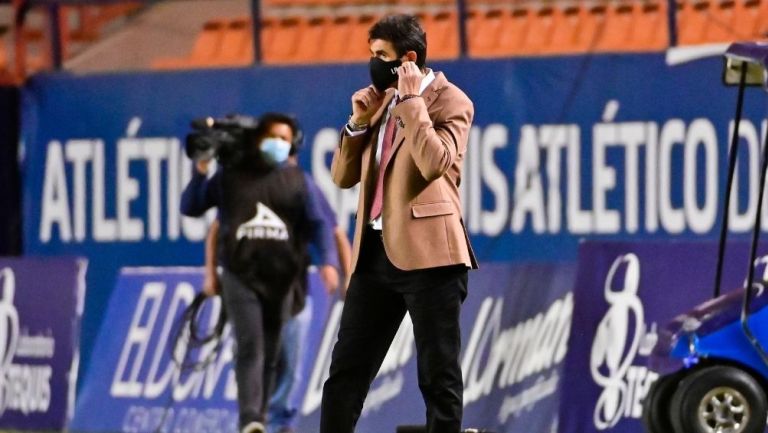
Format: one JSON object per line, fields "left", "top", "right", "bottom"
{"left": 220, "top": 268, "right": 287, "bottom": 429}
{"left": 320, "top": 226, "right": 467, "bottom": 433}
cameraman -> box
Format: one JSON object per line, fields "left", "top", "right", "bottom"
{"left": 201, "top": 114, "right": 352, "bottom": 433}
{"left": 180, "top": 113, "right": 339, "bottom": 433}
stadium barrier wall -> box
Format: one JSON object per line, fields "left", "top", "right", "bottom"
{"left": 69, "top": 242, "right": 768, "bottom": 433}
{"left": 560, "top": 240, "right": 768, "bottom": 433}
{"left": 70, "top": 262, "right": 576, "bottom": 433}
{"left": 0, "top": 257, "right": 86, "bottom": 431}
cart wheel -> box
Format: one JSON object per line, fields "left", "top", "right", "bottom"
{"left": 642, "top": 371, "right": 682, "bottom": 433}
{"left": 670, "top": 365, "right": 767, "bottom": 433}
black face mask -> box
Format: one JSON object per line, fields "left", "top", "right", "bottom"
{"left": 369, "top": 57, "right": 402, "bottom": 92}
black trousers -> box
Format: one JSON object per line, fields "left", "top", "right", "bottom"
{"left": 320, "top": 226, "right": 467, "bottom": 433}
{"left": 220, "top": 269, "right": 287, "bottom": 428}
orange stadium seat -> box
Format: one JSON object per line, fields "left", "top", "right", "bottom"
{"left": 395, "top": 0, "right": 454, "bottom": 5}
{"left": 572, "top": 3, "right": 606, "bottom": 53}
{"left": 677, "top": 0, "right": 710, "bottom": 44}
{"left": 467, "top": 8, "right": 507, "bottom": 57}
{"left": 216, "top": 18, "right": 253, "bottom": 65}
{"left": 751, "top": 0, "right": 768, "bottom": 38}
{"left": 595, "top": 2, "right": 636, "bottom": 52}
{"left": 714, "top": 0, "right": 766, "bottom": 42}
{"left": 497, "top": 6, "right": 531, "bottom": 56}
{"left": 465, "top": 0, "right": 511, "bottom": 4}
{"left": 320, "top": 15, "right": 353, "bottom": 62}
{"left": 262, "top": 0, "right": 296, "bottom": 6}
{"left": 465, "top": 9, "right": 483, "bottom": 55}
{"left": 420, "top": 10, "right": 459, "bottom": 60}
{"left": 259, "top": 17, "right": 276, "bottom": 58}
{"left": 188, "top": 20, "right": 227, "bottom": 63}
{"left": 520, "top": 5, "right": 558, "bottom": 55}
{"left": 734, "top": 0, "right": 765, "bottom": 39}
{"left": 267, "top": 0, "right": 348, "bottom": 6}
{"left": 628, "top": 0, "right": 668, "bottom": 50}
{"left": 291, "top": 16, "right": 329, "bottom": 63}
{"left": 703, "top": 0, "right": 739, "bottom": 42}
{"left": 547, "top": 4, "right": 582, "bottom": 54}
{"left": 262, "top": 0, "right": 351, "bottom": 6}
{"left": 263, "top": 16, "right": 303, "bottom": 63}
{"left": 316, "top": 0, "right": 349, "bottom": 6}
{"left": 348, "top": 14, "right": 378, "bottom": 61}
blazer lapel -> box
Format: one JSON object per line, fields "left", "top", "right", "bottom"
{"left": 419, "top": 71, "right": 447, "bottom": 111}
{"left": 364, "top": 89, "right": 396, "bottom": 164}
{"left": 370, "top": 89, "right": 396, "bottom": 128}
{"left": 392, "top": 121, "right": 406, "bottom": 154}
{"left": 362, "top": 89, "right": 396, "bottom": 199}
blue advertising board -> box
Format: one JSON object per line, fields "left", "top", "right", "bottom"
{"left": 71, "top": 262, "right": 575, "bottom": 433}
{"left": 69, "top": 267, "right": 238, "bottom": 433}
{"left": 0, "top": 257, "right": 86, "bottom": 431}
{"left": 559, "top": 241, "right": 768, "bottom": 433}
{"left": 20, "top": 52, "right": 768, "bottom": 382}
{"left": 297, "top": 262, "right": 576, "bottom": 433}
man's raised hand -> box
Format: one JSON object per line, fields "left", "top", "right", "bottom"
{"left": 350, "top": 85, "right": 384, "bottom": 126}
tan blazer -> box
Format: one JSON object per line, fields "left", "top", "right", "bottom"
{"left": 331, "top": 71, "right": 478, "bottom": 272}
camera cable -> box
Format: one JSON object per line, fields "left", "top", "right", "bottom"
{"left": 151, "top": 292, "right": 228, "bottom": 433}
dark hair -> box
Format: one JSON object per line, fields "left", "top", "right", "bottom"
{"left": 255, "top": 112, "right": 304, "bottom": 155}
{"left": 369, "top": 14, "right": 427, "bottom": 69}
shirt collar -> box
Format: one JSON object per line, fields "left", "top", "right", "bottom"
{"left": 419, "top": 69, "right": 436, "bottom": 95}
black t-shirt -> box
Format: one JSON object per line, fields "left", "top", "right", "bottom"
{"left": 217, "top": 164, "right": 311, "bottom": 302}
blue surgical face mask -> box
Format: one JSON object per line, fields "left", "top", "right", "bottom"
{"left": 260, "top": 137, "right": 292, "bottom": 165}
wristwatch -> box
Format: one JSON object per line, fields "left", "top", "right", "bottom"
{"left": 347, "top": 116, "right": 368, "bottom": 132}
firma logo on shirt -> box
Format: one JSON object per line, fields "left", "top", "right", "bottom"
{"left": 236, "top": 202, "right": 289, "bottom": 241}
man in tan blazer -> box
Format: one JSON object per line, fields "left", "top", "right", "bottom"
{"left": 320, "top": 14, "right": 477, "bottom": 433}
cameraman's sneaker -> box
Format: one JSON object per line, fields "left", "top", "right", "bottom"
{"left": 241, "top": 421, "right": 266, "bottom": 433}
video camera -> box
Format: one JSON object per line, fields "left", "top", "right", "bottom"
{"left": 184, "top": 114, "right": 259, "bottom": 167}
